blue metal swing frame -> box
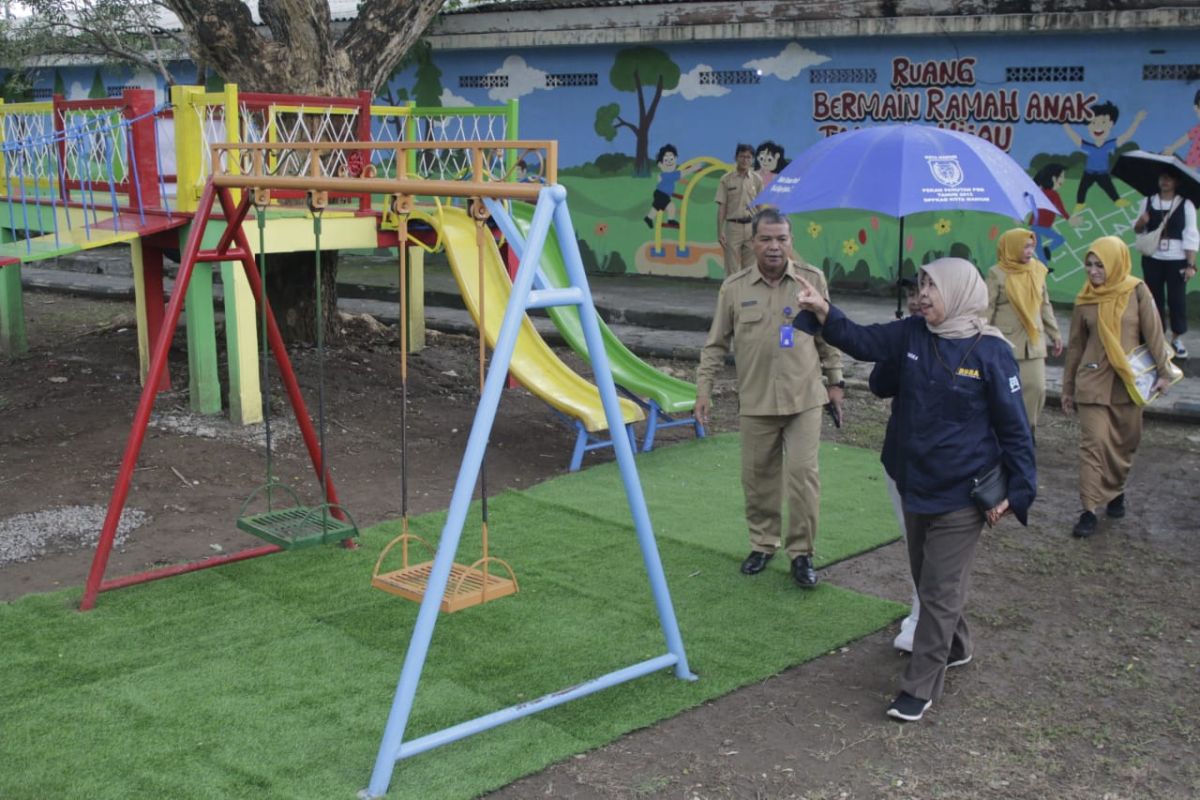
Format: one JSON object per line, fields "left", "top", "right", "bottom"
{"left": 363, "top": 186, "right": 695, "bottom": 798}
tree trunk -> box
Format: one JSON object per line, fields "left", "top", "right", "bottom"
{"left": 166, "top": 0, "right": 448, "bottom": 342}
{"left": 265, "top": 251, "right": 340, "bottom": 345}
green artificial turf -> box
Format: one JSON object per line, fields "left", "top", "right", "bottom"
{"left": 1, "top": 437, "right": 904, "bottom": 800}
{"left": 527, "top": 432, "right": 900, "bottom": 569}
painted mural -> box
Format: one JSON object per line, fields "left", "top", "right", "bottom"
{"left": 377, "top": 31, "right": 1199, "bottom": 308}
{"left": 14, "top": 29, "right": 1200, "bottom": 309}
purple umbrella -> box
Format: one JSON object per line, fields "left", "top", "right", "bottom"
{"left": 756, "top": 124, "right": 1057, "bottom": 315}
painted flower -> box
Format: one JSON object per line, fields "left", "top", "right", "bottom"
{"left": 870, "top": 216, "right": 880, "bottom": 231}
{"left": 858, "top": 228, "right": 868, "bottom": 245}
{"left": 595, "top": 222, "right": 609, "bottom": 237}
{"left": 905, "top": 235, "right": 915, "bottom": 252}
{"left": 842, "top": 239, "right": 860, "bottom": 257}
{"left": 988, "top": 224, "right": 999, "bottom": 241}
{"left": 934, "top": 218, "right": 952, "bottom": 236}
{"left": 808, "top": 222, "right": 822, "bottom": 238}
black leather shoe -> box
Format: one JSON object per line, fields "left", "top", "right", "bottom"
{"left": 1072, "top": 511, "right": 1098, "bottom": 538}
{"left": 791, "top": 555, "right": 818, "bottom": 588}
{"left": 740, "top": 550, "right": 774, "bottom": 575}
{"left": 1106, "top": 493, "right": 1126, "bottom": 518}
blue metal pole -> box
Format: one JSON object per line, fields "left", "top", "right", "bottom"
{"left": 364, "top": 190, "right": 561, "bottom": 799}
{"left": 550, "top": 190, "right": 695, "bottom": 682}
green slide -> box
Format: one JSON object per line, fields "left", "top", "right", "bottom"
{"left": 506, "top": 200, "right": 698, "bottom": 410}
{"left": 502, "top": 200, "right": 701, "bottom": 449}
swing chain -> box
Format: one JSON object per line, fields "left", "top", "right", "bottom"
{"left": 468, "top": 197, "right": 490, "bottom": 222}
{"left": 306, "top": 189, "right": 328, "bottom": 216}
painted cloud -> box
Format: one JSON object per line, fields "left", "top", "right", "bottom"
{"left": 665, "top": 65, "right": 731, "bottom": 100}
{"left": 745, "top": 42, "right": 830, "bottom": 81}
{"left": 488, "top": 55, "right": 549, "bottom": 102}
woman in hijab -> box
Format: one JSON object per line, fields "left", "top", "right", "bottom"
{"left": 986, "top": 228, "right": 1064, "bottom": 435}
{"left": 793, "top": 258, "right": 1036, "bottom": 724}
{"left": 1061, "top": 236, "right": 1174, "bottom": 538}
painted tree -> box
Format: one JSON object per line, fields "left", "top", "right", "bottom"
{"left": 1, "top": 0, "right": 449, "bottom": 342}
{"left": 594, "top": 47, "right": 680, "bottom": 176}
{"left": 88, "top": 68, "right": 107, "bottom": 99}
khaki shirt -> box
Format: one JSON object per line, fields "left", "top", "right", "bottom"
{"left": 985, "top": 266, "right": 1062, "bottom": 359}
{"left": 1062, "top": 282, "right": 1171, "bottom": 405}
{"left": 697, "top": 260, "right": 843, "bottom": 416}
{"left": 716, "top": 169, "right": 763, "bottom": 224}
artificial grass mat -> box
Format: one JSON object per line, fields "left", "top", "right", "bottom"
{"left": 1, "top": 435, "right": 904, "bottom": 800}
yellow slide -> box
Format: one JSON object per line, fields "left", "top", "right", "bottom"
{"left": 437, "top": 205, "right": 644, "bottom": 433}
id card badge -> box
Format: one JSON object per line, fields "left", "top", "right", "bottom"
{"left": 1160, "top": 238, "right": 1171, "bottom": 252}
{"left": 779, "top": 324, "right": 794, "bottom": 348}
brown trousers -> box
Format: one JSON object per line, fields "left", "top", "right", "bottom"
{"left": 740, "top": 408, "right": 821, "bottom": 559}
{"left": 901, "top": 505, "right": 984, "bottom": 702}
{"left": 1077, "top": 402, "right": 1143, "bottom": 511}
{"left": 1017, "top": 357, "right": 1046, "bottom": 432}
{"left": 722, "top": 221, "right": 755, "bottom": 276}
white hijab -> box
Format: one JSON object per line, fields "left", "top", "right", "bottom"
{"left": 920, "top": 258, "right": 1007, "bottom": 341}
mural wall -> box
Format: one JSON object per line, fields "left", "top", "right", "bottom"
{"left": 382, "top": 29, "right": 1199, "bottom": 306}
{"left": 17, "top": 29, "right": 1200, "bottom": 307}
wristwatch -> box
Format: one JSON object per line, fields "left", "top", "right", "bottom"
{"left": 830, "top": 380, "right": 846, "bottom": 390}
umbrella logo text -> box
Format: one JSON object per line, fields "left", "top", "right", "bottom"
{"left": 927, "top": 156, "right": 964, "bottom": 187}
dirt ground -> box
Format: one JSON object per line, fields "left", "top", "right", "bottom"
{"left": 3, "top": 290, "right": 1199, "bottom": 799}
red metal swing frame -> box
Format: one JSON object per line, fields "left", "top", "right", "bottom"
{"left": 79, "top": 181, "right": 354, "bottom": 611}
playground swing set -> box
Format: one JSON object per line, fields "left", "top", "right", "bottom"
{"left": 45, "top": 121, "right": 695, "bottom": 796}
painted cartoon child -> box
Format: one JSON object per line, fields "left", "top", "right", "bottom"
{"left": 755, "top": 140, "right": 791, "bottom": 188}
{"left": 1163, "top": 89, "right": 1200, "bottom": 168}
{"left": 1030, "top": 162, "right": 1081, "bottom": 263}
{"left": 644, "top": 144, "right": 697, "bottom": 229}
{"left": 515, "top": 158, "right": 544, "bottom": 183}
{"left": 1062, "top": 101, "right": 1146, "bottom": 212}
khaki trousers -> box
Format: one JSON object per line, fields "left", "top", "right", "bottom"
{"left": 1077, "top": 402, "right": 1143, "bottom": 511}
{"left": 1017, "top": 357, "right": 1046, "bottom": 432}
{"left": 901, "top": 505, "right": 984, "bottom": 702}
{"left": 740, "top": 408, "right": 821, "bottom": 559}
{"left": 723, "top": 221, "right": 755, "bottom": 276}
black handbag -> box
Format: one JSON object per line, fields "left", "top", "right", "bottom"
{"left": 969, "top": 463, "right": 1008, "bottom": 512}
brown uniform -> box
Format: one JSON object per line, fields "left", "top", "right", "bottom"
{"left": 985, "top": 266, "right": 1062, "bottom": 431}
{"left": 696, "top": 260, "right": 843, "bottom": 559}
{"left": 1062, "top": 282, "right": 1171, "bottom": 511}
{"left": 716, "top": 169, "right": 764, "bottom": 276}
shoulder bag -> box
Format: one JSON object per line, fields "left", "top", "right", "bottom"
{"left": 1134, "top": 196, "right": 1181, "bottom": 257}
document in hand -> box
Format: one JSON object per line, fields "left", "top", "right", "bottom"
{"left": 1126, "top": 344, "right": 1184, "bottom": 406}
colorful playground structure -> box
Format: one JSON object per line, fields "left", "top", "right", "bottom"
{"left": 27, "top": 112, "right": 699, "bottom": 795}
{"left": 0, "top": 86, "right": 701, "bottom": 469}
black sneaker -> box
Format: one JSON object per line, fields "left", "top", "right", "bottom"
{"left": 1072, "top": 510, "right": 1098, "bottom": 538}
{"left": 886, "top": 691, "right": 932, "bottom": 722}
{"left": 1106, "top": 493, "right": 1126, "bottom": 519}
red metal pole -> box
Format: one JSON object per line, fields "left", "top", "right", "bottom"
{"left": 98, "top": 544, "right": 281, "bottom": 592}
{"left": 139, "top": 244, "right": 170, "bottom": 393}
{"left": 217, "top": 189, "right": 352, "bottom": 539}
{"left": 80, "top": 182, "right": 219, "bottom": 611}
{"left": 123, "top": 88, "right": 161, "bottom": 211}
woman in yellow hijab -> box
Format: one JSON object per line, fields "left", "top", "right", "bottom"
{"left": 1061, "top": 236, "right": 1174, "bottom": 538}
{"left": 986, "top": 228, "right": 1063, "bottom": 434}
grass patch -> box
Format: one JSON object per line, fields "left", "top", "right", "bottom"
{"left": 1, "top": 437, "right": 903, "bottom": 799}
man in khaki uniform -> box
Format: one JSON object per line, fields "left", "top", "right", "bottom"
{"left": 696, "top": 208, "right": 844, "bottom": 587}
{"left": 716, "top": 143, "right": 764, "bottom": 276}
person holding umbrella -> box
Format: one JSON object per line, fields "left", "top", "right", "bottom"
{"left": 1061, "top": 236, "right": 1175, "bottom": 538}
{"left": 792, "top": 258, "right": 1036, "bottom": 722}
{"left": 986, "top": 228, "right": 1064, "bottom": 436}
{"left": 1130, "top": 163, "right": 1198, "bottom": 357}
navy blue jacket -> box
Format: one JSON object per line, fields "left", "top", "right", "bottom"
{"left": 796, "top": 306, "right": 1036, "bottom": 523}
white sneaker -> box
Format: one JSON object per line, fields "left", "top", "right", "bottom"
{"left": 893, "top": 614, "right": 918, "bottom": 653}
{"left": 1172, "top": 337, "right": 1188, "bottom": 359}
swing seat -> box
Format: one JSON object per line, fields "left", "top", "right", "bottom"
{"left": 372, "top": 533, "right": 518, "bottom": 613}
{"left": 237, "top": 505, "right": 358, "bottom": 549}
{"left": 236, "top": 484, "right": 358, "bottom": 549}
